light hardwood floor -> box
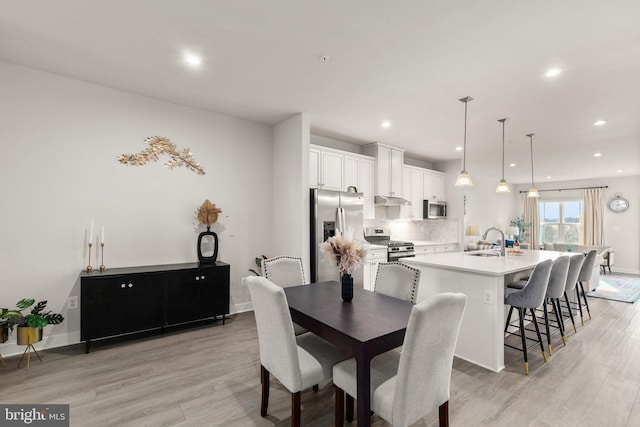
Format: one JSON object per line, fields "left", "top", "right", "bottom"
{"left": 1, "top": 293, "right": 640, "bottom": 426}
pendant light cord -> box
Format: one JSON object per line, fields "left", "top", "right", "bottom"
{"left": 501, "top": 119, "right": 506, "bottom": 180}
{"left": 528, "top": 133, "right": 535, "bottom": 187}
{"left": 463, "top": 100, "right": 468, "bottom": 171}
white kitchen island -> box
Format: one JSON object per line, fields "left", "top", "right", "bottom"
{"left": 403, "top": 249, "right": 569, "bottom": 372}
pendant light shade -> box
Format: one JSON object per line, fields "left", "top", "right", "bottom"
{"left": 526, "top": 133, "right": 540, "bottom": 198}
{"left": 455, "top": 96, "right": 474, "bottom": 186}
{"left": 496, "top": 118, "right": 511, "bottom": 193}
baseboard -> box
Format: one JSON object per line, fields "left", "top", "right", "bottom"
{"left": 0, "top": 330, "right": 79, "bottom": 359}
{"left": 606, "top": 268, "right": 640, "bottom": 275}
{"left": 231, "top": 301, "right": 253, "bottom": 314}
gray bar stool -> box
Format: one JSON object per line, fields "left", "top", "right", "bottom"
{"left": 504, "top": 259, "right": 553, "bottom": 374}
{"left": 576, "top": 250, "right": 597, "bottom": 324}
{"left": 562, "top": 254, "right": 586, "bottom": 333}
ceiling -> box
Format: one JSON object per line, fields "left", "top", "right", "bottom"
{"left": 1, "top": 0, "right": 638, "bottom": 184}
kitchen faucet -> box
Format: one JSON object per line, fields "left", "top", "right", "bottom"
{"left": 482, "top": 227, "right": 505, "bottom": 256}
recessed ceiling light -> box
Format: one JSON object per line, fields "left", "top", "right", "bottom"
{"left": 546, "top": 176, "right": 552, "bottom": 179}
{"left": 509, "top": 163, "right": 516, "bottom": 167}
{"left": 617, "top": 169, "right": 623, "bottom": 173}
{"left": 594, "top": 119, "right": 608, "bottom": 126}
{"left": 455, "top": 146, "right": 463, "bottom": 151}
{"left": 381, "top": 121, "right": 391, "bottom": 128}
{"left": 184, "top": 53, "right": 202, "bottom": 67}
{"left": 544, "top": 67, "right": 562, "bottom": 78}
{"left": 593, "top": 152, "right": 603, "bottom": 157}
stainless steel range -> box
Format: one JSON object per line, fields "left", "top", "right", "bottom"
{"left": 364, "top": 227, "right": 415, "bottom": 262}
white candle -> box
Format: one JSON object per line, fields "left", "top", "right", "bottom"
{"left": 89, "top": 220, "right": 94, "bottom": 245}
{"left": 101, "top": 226, "right": 105, "bottom": 245}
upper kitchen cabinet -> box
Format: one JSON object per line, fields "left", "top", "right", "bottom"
{"left": 402, "top": 165, "right": 424, "bottom": 220}
{"left": 362, "top": 143, "right": 404, "bottom": 197}
{"left": 309, "top": 146, "right": 343, "bottom": 191}
{"left": 309, "top": 145, "right": 375, "bottom": 218}
{"left": 344, "top": 154, "right": 375, "bottom": 219}
{"left": 423, "top": 170, "right": 446, "bottom": 202}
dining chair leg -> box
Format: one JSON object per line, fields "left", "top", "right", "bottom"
{"left": 552, "top": 298, "right": 566, "bottom": 345}
{"left": 346, "top": 394, "right": 354, "bottom": 422}
{"left": 530, "top": 308, "right": 547, "bottom": 363}
{"left": 518, "top": 308, "right": 529, "bottom": 375}
{"left": 439, "top": 401, "right": 449, "bottom": 427}
{"left": 564, "top": 292, "right": 577, "bottom": 333}
{"left": 543, "top": 300, "right": 552, "bottom": 355}
{"left": 575, "top": 287, "right": 584, "bottom": 325}
{"left": 291, "top": 392, "right": 301, "bottom": 427}
{"left": 260, "top": 365, "right": 270, "bottom": 417}
{"left": 335, "top": 386, "right": 344, "bottom": 427}
{"left": 579, "top": 281, "right": 592, "bottom": 319}
{"left": 504, "top": 305, "right": 514, "bottom": 337}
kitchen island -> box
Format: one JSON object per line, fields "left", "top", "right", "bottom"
{"left": 403, "top": 249, "right": 568, "bottom": 372}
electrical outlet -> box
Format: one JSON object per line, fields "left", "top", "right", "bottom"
{"left": 67, "top": 296, "right": 78, "bottom": 310}
{"left": 241, "top": 277, "right": 248, "bottom": 287}
{"left": 483, "top": 290, "right": 493, "bottom": 305}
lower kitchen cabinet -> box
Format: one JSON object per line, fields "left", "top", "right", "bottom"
{"left": 364, "top": 246, "right": 388, "bottom": 291}
{"left": 81, "top": 262, "right": 230, "bottom": 352}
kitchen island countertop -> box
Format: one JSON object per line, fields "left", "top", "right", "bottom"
{"left": 404, "top": 249, "right": 567, "bottom": 276}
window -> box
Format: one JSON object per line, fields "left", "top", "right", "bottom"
{"left": 539, "top": 200, "right": 582, "bottom": 245}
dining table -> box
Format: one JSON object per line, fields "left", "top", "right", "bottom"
{"left": 283, "top": 280, "right": 413, "bottom": 427}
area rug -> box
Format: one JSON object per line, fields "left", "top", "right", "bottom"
{"left": 587, "top": 275, "right": 640, "bottom": 303}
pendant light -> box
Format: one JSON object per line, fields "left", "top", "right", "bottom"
{"left": 496, "top": 118, "right": 511, "bottom": 193}
{"left": 526, "top": 133, "right": 540, "bottom": 198}
{"left": 455, "top": 96, "right": 474, "bottom": 186}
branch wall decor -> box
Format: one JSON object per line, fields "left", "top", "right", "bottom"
{"left": 118, "top": 136, "right": 205, "bottom": 175}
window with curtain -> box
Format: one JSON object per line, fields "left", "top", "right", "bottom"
{"left": 539, "top": 200, "right": 583, "bottom": 244}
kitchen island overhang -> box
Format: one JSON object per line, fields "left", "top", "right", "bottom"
{"left": 403, "top": 249, "right": 571, "bottom": 372}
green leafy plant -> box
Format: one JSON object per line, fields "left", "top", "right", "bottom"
{"left": 0, "top": 298, "right": 64, "bottom": 332}
{"left": 510, "top": 216, "right": 531, "bottom": 243}
{"left": 248, "top": 255, "right": 268, "bottom": 276}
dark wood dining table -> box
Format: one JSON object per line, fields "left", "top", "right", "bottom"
{"left": 283, "top": 281, "right": 413, "bottom": 427}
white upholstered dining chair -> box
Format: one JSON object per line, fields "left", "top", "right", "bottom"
{"left": 262, "top": 256, "right": 308, "bottom": 335}
{"left": 333, "top": 292, "right": 467, "bottom": 427}
{"left": 247, "top": 276, "right": 349, "bottom": 427}
{"left": 374, "top": 262, "right": 421, "bottom": 303}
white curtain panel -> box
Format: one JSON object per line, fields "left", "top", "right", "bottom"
{"left": 523, "top": 195, "right": 540, "bottom": 250}
{"left": 582, "top": 188, "right": 604, "bottom": 245}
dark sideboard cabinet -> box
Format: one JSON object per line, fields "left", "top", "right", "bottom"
{"left": 80, "top": 262, "right": 230, "bottom": 352}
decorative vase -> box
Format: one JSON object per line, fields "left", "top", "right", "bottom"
{"left": 197, "top": 226, "right": 218, "bottom": 264}
{"left": 16, "top": 326, "right": 43, "bottom": 345}
{"left": 341, "top": 273, "right": 354, "bottom": 303}
{"left": 0, "top": 322, "right": 7, "bottom": 343}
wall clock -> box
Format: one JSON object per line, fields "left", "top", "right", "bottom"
{"left": 608, "top": 193, "right": 629, "bottom": 213}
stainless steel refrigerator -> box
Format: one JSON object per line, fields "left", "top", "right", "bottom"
{"left": 310, "top": 188, "right": 365, "bottom": 288}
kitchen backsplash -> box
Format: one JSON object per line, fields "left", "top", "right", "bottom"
{"left": 364, "top": 218, "right": 459, "bottom": 243}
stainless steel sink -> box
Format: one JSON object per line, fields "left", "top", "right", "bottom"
{"left": 465, "top": 252, "right": 500, "bottom": 257}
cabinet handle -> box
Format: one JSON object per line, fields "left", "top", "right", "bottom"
{"left": 128, "top": 283, "right": 133, "bottom": 288}
{"left": 121, "top": 284, "right": 126, "bottom": 288}
{"left": 195, "top": 276, "right": 199, "bottom": 280}
{"left": 201, "top": 275, "right": 205, "bottom": 279}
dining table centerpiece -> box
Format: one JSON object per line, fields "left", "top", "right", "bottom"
{"left": 320, "top": 231, "right": 367, "bottom": 302}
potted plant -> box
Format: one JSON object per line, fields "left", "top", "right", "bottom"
{"left": 0, "top": 299, "right": 64, "bottom": 345}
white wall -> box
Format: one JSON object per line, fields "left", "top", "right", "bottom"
{"left": 513, "top": 176, "right": 640, "bottom": 274}
{"left": 273, "top": 113, "right": 311, "bottom": 276}
{"left": 463, "top": 174, "right": 516, "bottom": 243}
{"left": 0, "top": 61, "right": 274, "bottom": 355}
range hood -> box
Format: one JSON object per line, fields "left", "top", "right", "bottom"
{"left": 374, "top": 195, "right": 411, "bottom": 207}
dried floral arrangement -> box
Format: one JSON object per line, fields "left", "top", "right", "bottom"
{"left": 320, "top": 231, "right": 367, "bottom": 275}
{"left": 118, "top": 136, "right": 205, "bottom": 175}
{"left": 197, "top": 199, "right": 222, "bottom": 228}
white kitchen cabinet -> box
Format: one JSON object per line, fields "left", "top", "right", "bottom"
{"left": 309, "top": 147, "right": 343, "bottom": 191}
{"left": 310, "top": 145, "right": 375, "bottom": 218}
{"left": 364, "top": 246, "right": 387, "bottom": 291}
{"left": 362, "top": 143, "right": 404, "bottom": 197}
{"left": 402, "top": 166, "right": 424, "bottom": 220}
{"left": 320, "top": 150, "right": 343, "bottom": 191}
{"left": 423, "top": 170, "right": 446, "bottom": 201}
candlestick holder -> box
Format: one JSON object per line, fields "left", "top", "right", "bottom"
{"left": 99, "top": 243, "right": 106, "bottom": 272}
{"left": 86, "top": 243, "right": 93, "bottom": 272}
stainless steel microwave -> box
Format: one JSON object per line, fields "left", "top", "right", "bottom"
{"left": 423, "top": 200, "right": 447, "bottom": 219}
